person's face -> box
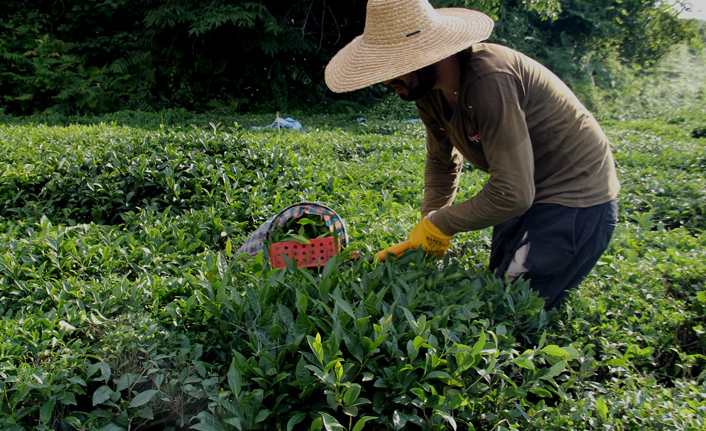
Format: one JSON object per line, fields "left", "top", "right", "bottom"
{"left": 383, "top": 63, "right": 438, "bottom": 101}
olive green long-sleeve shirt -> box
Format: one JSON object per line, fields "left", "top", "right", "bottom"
{"left": 417, "top": 43, "right": 620, "bottom": 235}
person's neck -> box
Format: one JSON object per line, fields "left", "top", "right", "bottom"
{"left": 434, "top": 54, "right": 461, "bottom": 111}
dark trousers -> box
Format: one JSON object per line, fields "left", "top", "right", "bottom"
{"left": 489, "top": 199, "right": 618, "bottom": 310}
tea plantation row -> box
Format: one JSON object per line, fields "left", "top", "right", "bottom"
{"left": 0, "top": 110, "right": 704, "bottom": 430}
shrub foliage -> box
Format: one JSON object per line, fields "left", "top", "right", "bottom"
{"left": 0, "top": 0, "right": 698, "bottom": 114}
{"left": 1, "top": 97, "right": 705, "bottom": 429}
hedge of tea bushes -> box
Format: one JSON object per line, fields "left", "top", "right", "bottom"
{"left": 0, "top": 111, "right": 704, "bottom": 430}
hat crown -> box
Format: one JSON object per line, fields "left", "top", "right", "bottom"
{"left": 363, "top": 0, "right": 439, "bottom": 45}
{"left": 324, "top": 0, "right": 494, "bottom": 93}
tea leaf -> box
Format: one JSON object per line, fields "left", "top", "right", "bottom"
{"left": 128, "top": 390, "right": 158, "bottom": 408}
{"left": 228, "top": 359, "right": 242, "bottom": 397}
{"left": 287, "top": 413, "right": 306, "bottom": 431}
{"left": 39, "top": 397, "right": 55, "bottom": 423}
{"left": 596, "top": 397, "right": 609, "bottom": 419}
{"left": 541, "top": 345, "right": 570, "bottom": 357}
{"left": 92, "top": 386, "right": 113, "bottom": 406}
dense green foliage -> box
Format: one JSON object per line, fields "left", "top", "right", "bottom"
{"left": 1, "top": 46, "right": 706, "bottom": 430}
{"left": 0, "top": 0, "right": 699, "bottom": 115}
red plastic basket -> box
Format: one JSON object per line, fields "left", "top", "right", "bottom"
{"left": 269, "top": 237, "right": 339, "bottom": 268}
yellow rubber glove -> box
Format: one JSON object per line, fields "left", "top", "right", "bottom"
{"left": 408, "top": 215, "right": 453, "bottom": 258}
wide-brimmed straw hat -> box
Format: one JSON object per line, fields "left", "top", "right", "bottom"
{"left": 325, "top": 0, "right": 494, "bottom": 93}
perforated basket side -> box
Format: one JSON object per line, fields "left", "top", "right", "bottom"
{"left": 269, "top": 237, "right": 338, "bottom": 268}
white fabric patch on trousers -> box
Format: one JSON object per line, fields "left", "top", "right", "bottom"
{"left": 507, "top": 233, "right": 530, "bottom": 282}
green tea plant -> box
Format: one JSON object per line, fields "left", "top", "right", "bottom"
{"left": 267, "top": 215, "right": 334, "bottom": 245}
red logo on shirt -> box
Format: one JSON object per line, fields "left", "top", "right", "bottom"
{"left": 468, "top": 133, "right": 481, "bottom": 143}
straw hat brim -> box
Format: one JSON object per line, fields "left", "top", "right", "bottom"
{"left": 325, "top": 8, "right": 494, "bottom": 93}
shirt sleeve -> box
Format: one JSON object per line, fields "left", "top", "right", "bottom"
{"left": 433, "top": 73, "right": 536, "bottom": 235}
{"left": 416, "top": 102, "right": 464, "bottom": 218}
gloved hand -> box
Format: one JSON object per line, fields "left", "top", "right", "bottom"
{"left": 408, "top": 215, "right": 453, "bottom": 258}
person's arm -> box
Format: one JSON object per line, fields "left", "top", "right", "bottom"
{"left": 416, "top": 102, "right": 464, "bottom": 218}
{"left": 432, "top": 73, "right": 535, "bottom": 235}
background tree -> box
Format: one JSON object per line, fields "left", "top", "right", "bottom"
{"left": 0, "top": 0, "right": 698, "bottom": 115}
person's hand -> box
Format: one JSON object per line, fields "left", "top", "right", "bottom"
{"left": 408, "top": 215, "right": 453, "bottom": 258}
